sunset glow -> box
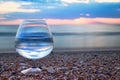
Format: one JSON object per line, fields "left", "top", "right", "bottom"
{"left": 0, "top": 0, "right": 120, "bottom": 25}
{"left": 0, "top": 18, "right": 120, "bottom": 25}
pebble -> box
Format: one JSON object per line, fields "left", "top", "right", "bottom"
{"left": 47, "top": 77, "right": 53, "bottom": 80}
{"left": 47, "top": 67, "right": 55, "bottom": 73}
{"left": 19, "top": 63, "right": 28, "bottom": 66}
{"left": 115, "top": 66, "right": 120, "bottom": 70}
{"left": 9, "top": 76, "right": 20, "bottom": 80}
{"left": 60, "top": 68, "right": 67, "bottom": 73}
{"left": 0, "top": 52, "right": 120, "bottom": 79}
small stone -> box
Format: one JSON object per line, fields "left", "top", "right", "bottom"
{"left": 41, "top": 78, "right": 45, "bottom": 80}
{"left": 80, "top": 61, "right": 83, "bottom": 64}
{"left": 115, "top": 66, "right": 120, "bottom": 70}
{"left": 60, "top": 68, "right": 67, "bottom": 73}
{"left": 72, "top": 67, "right": 78, "bottom": 71}
{"left": 41, "top": 66, "right": 47, "bottom": 70}
{"left": 39, "top": 64, "right": 44, "bottom": 69}
{"left": 19, "top": 63, "right": 28, "bottom": 70}
{"left": 19, "top": 63, "right": 27, "bottom": 66}
{"left": 24, "top": 77, "right": 34, "bottom": 80}
{"left": 0, "top": 64, "right": 3, "bottom": 66}
{"left": 0, "top": 76, "right": 8, "bottom": 80}
{"left": 93, "top": 55, "right": 97, "bottom": 57}
{"left": 47, "top": 67, "right": 55, "bottom": 73}
{"left": 9, "top": 76, "right": 20, "bottom": 80}
{"left": 47, "top": 77, "right": 53, "bottom": 80}
{"left": 10, "top": 71, "right": 17, "bottom": 76}
{"left": 10, "top": 63, "right": 14, "bottom": 65}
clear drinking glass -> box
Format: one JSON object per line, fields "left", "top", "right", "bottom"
{"left": 15, "top": 19, "right": 53, "bottom": 74}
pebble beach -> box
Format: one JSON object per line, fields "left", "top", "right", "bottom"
{"left": 0, "top": 50, "right": 120, "bottom": 80}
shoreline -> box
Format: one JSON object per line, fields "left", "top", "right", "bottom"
{"left": 0, "top": 50, "right": 120, "bottom": 79}
{"left": 0, "top": 47, "right": 120, "bottom": 53}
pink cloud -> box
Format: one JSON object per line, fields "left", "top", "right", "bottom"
{"left": 0, "top": 19, "right": 22, "bottom": 25}
{"left": 93, "top": 18, "right": 120, "bottom": 24}
{"left": 46, "top": 18, "right": 120, "bottom": 25}
{"left": 0, "top": 18, "right": 120, "bottom": 25}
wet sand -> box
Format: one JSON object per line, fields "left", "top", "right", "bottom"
{"left": 0, "top": 51, "right": 120, "bottom": 80}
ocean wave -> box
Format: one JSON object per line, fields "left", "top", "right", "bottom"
{"left": 52, "top": 32, "right": 120, "bottom": 36}
{"left": 0, "top": 32, "right": 16, "bottom": 36}
{"left": 1, "top": 32, "right": 120, "bottom": 36}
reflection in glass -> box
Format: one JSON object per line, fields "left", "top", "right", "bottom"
{"left": 15, "top": 19, "right": 53, "bottom": 74}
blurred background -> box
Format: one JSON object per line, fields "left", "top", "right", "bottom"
{"left": 0, "top": 0, "right": 120, "bottom": 52}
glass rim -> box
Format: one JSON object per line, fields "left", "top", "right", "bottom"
{"left": 23, "top": 19, "right": 46, "bottom": 21}
{"left": 21, "top": 19, "right": 47, "bottom": 25}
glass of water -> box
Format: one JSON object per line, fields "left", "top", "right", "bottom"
{"left": 15, "top": 19, "right": 53, "bottom": 74}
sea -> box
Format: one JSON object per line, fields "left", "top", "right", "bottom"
{"left": 0, "top": 24, "right": 120, "bottom": 52}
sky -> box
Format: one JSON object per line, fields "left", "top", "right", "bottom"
{"left": 0, "top": 0, "right": 120, "bottom": 25}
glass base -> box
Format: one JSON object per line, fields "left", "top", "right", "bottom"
{"left": 21, "top": 67, "right": 41, "bottom": 75}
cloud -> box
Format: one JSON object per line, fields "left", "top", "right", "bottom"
{"left": 0, "top": 1, "right": 40, "bottom": 14}
{"left": 0, "top": 18, "right": 120, "bottom": 25}
{"left": 62, "top": 0, "right": 89, "bottom": 4}
{"left": 46, "top": 18, "right": 90, "bottom": 25}
{"left": 93, "top": 18, "right": 120, "bottom": 24}
{"left": 0, "top": 19, "right": 22, "bottom": 25}
{"left": 0, "top": 17, "right": 6, "bottom": 20}
{"left": 80, "top": 13, "right": 90, "bottom": 17}
{"left": 0, "top": 0, "right": 120, "bottom": 25}
{"left": 1, "top": 2, "right": 120, "bottom": 21}
{"left": 46, "top": 18, "right": 120, "bottom": 25}
{"left": 95, "top": 0, "right": 120, "bottom": 3}
{"left": 47, "top": 6, "right": 56, "bottom": 9}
